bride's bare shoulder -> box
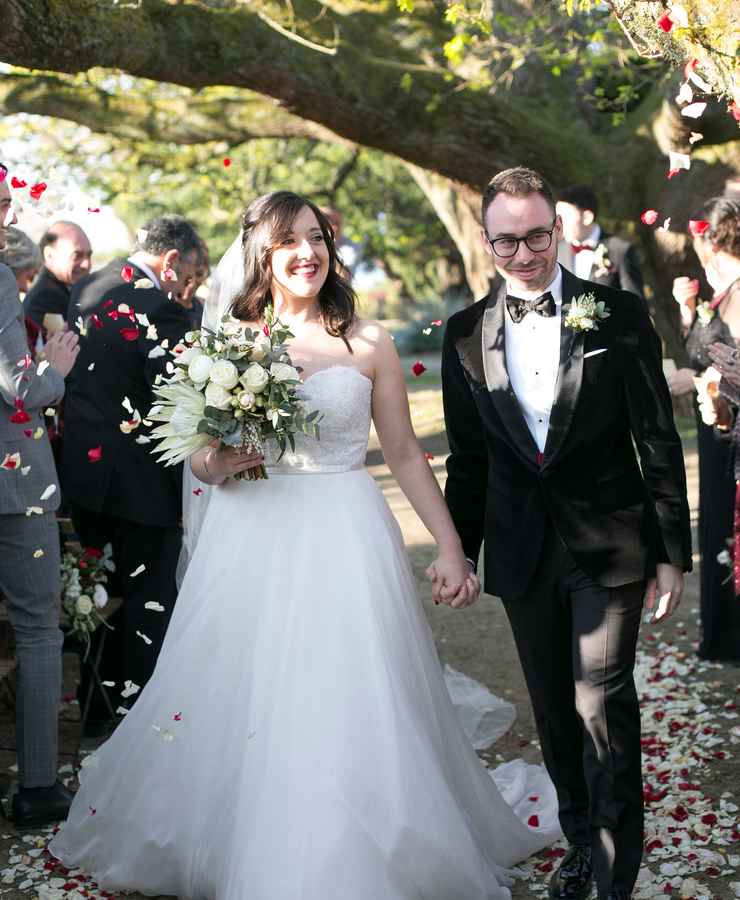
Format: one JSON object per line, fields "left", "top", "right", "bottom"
{"left": 348, "top": 318, "right": 394, "bottom": 350}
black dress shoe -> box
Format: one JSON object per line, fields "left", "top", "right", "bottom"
{"left": 11, "top": 781, "right": 74, "bottom": 828}
{"left": 549, "top": 844, "right": 594, "bottom": 900}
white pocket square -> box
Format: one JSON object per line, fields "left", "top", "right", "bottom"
{"left": 583, "top": 348, "right": 607, "bottom": 359}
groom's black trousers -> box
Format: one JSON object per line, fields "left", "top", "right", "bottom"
{"left": 502, "top": 522, "right": 645, "bottom": 900}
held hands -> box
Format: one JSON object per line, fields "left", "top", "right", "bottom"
{"left": 644, "top": 563, "right": 683, "bottom": 623}
{"left": 426, "top": 552, "right": 481, "bottom": 610}
{"left": 672, "top": 276, "right": 700, "bottom": 309}
{"left": 42, "top": 330, "right": 80, "bottom": 378}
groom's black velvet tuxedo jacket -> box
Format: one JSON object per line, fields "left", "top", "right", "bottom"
{"left": 442, "top": 266, "right": 692, "bottom": 600}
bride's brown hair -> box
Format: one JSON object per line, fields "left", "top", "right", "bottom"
{"left": 229, "top": 191, "right": 356, "bottom": 339}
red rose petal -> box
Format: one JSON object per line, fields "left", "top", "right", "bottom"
{"left": 87, "top": 207, "right": 101, "bottom": 213}
{"left": 641, "top": 209, "right": 659, "bottom": 225}
{"left": 29, "top": 181, "right": 47, "bottom": 200}
{"left": 121, "top": 265, "right": 134, "bottom": 283}
{"left": 684, "top": 58, "right": 698, "bottom": 78}
{"left": 223, "top": 158, "right": 232, "bottom": 167}
{"left": 730, "top": 102, "right": 740, "bottom": 123}
{"left": 193, "top": 487, "right": 204, "bottom": 496}
{"left": 10, "top": 176, "right": 27, "bottom": 189}
{"left": 120, "top": 326, "right": 140, "bottom": 341}
{"left": 424, "top": 452, "right": 434, "bottom": 460}
{"left": 411, "top": 361, "right": 426, "bottom": 377}
{"left": 527, "top": 814, "right": 539, "bottom": 827}
{"left": 262, "top": 324, "right": 270, "bottom": 336}
{"left": 23, "top": 428, "right": 32, "bottom": 437}
{"left": 528, "top": 795, "right": 539, "bottom": 802}
{"left": 87, "top": 445, "right": 103, "bottom": 463}
{"left": 10, "top": 409, "right": 31, "bottom": 424}
{"left": 688, "top": 219, "right": 710, "bottom": 237}
{"left": 173, "top": 712, "right": 182, "bottom": 721}
{"left": 431, "top": 319, "right": 443, "bottom": 326}
{"left": 667, "top": 168, "right": 681, "bottom": 179}
{"left": 538, "top": 861, "right": 554, "bottom": 873}
{"left": 658, "top": 13, "right": 674, "bottom": 31}
{"left": 91, "top": 314, "right": 103, "bottom": 329}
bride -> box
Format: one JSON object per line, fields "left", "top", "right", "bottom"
{"left": 50, "top": 191, "right": 559, "bottom": 899}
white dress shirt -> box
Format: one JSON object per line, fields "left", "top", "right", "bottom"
{"left": 127, "top": 256, "right": 161, "bottom": 291}
{"left": 572, "top": 225, "right": 601, "bottom": 281}
{"left": 503, "top": 266, "right": 563, "bottom": 452}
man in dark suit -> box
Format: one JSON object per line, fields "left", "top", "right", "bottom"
{"left": 441, "top": 168, "right": 691, "bottom": 900}
{"left": 63, "top": 215, "right": 202, "bottom": 732}
{"left": 25, "top": 221, "right": 92, "bottom": 327}
{"left": 556, "top": 185, "right": 644, "bottom": 301}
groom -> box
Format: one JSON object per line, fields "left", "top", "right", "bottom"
{"left": 440, "top": 167, "right": 691, "bottom": 900}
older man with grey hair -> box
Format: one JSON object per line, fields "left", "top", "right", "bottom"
{"left": 0, "top": 164, "right": 81, "bottom": 827}
{"left": 0, "top": 226, "right": 42, "bottom": 296}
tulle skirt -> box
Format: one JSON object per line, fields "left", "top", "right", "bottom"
{"left": 50, "top": 469, "right": 559, "bottom": 899}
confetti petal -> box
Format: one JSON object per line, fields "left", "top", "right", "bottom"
{"left": 688, "top": 219, "right": 710, "bottom": 237}
{"left": 87, "top": 445, "right": 103, "bottom": 463}
{"left": 681, "top": 102, "right": 707, "bottom": 119}
{"left": 411, "top": 361, "right": 426, "bottom": 377}
{"left": 121, "top": 265, "right": 134, "bottom": 283}
{"left": 136, "top": 630, "right": 152, "bottom": 645}
{"left": 641, "top": 209, "right": 659, "bottom": 225}
{"left": 1, "top": 452, "right": 21, "bottom": 470}
{"left": 144, "top": 601, "right": 165, "bottom": 612}
{"left": 658, "top": 13, "right": 674, "bottom": 31}
{"left": 130, "top": 564, "right": 146, "bottom": 577}
{"left": 10, "top": 176, "right": 27, "bottom": 189}
{"left": 39, "top": 483, "right": 57, "bottom": 501}
{"left": 33, "top": 549, "right": 44, "bottom": 559}
{"left": 29, "top": 181, "right": 47, "bottom": 200}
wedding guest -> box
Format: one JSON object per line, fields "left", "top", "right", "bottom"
{"left": 556, "top": 185, "right": 644, "bottom": 300}
{"left": 175, "top": 238, "right": 209, "bottom": 330}
{"left": 670, "top": 198, "right": 740, "bottom": 661}
{"left": 62, "top": 215, "right": 202, "bottom": 734}
{"left": 0, "top": 165, "right": 81, "bottom": 826}
{"left": 25, "top": 221, "right": 92, "bottom": 329}
{"left": 0, "top": 226, "right": 43, "bottom": 355}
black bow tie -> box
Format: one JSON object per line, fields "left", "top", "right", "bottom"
{"left": 506, "top": 291, "right": 556, "bottom": 324}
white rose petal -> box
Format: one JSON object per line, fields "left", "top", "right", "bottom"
{"left": 40, "top": 484, "right": 57, "bottom": 501}
{"left": 130, "top": 564, "right": 146, "bottom": 577}
{"left": 136, "top": 630, "right": 153, "bottom": 645}
{"left": 238, "top": 391, "right": 256, "bottom": 410}
{"left": 148, "top": 346, "right": 166, "bottom": 359}
{"left": 120, "top": 680, "right": 140, "bottom": 698}
{"left": 37, "top": 360, "right": 49, "bottom": 376}
{"left": 116, "top": 706, "right": 129, "bottom": 716}
{"left": 209, "top": 359, "right": 239, "bottom": 390}
{"left": 33, "top": 549, "right": 44, "bottom": 559}
{"left": 145, "top": 601, "right": 165, "bottom": 612}
{"left": 25, "top": 506, "right": 43, "bottom": 516}
{"left": 249, "top": 333, "right": 272, "bottom": 362}
{"left": 681, "top": 102, "right": 707, "bottom": 119}
{"left": 669, "top": 151, "right": 691, "bottom": 172}
{"left": 122, "top": 396, "right": 134, "bottom": 414}
{"left": 204, "top": 381, "right": 233, "bottom": 411}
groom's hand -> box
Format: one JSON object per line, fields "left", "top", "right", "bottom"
{"left": 427, "top": 559, "right": 481, "bottom": 609}
{"left": 644, "top": 563, "right": 684, "bottom": 622}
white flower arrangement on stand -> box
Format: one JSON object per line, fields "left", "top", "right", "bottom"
{"left": 60, "top": 544, "right": 116, "bottom": 657}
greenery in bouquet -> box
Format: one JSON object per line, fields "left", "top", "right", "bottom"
{"left": 61, "top": 544, "right": 115, "bottom": 656}
{"left": 148, "top": 305, "right": 321, "bottom": 480}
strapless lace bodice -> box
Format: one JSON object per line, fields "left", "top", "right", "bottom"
{"left": 264, "top": 366, "right": 373, "bottom": 473}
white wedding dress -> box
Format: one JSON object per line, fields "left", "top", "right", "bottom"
{"left": 50, "top": 365, "right": 560, "bottom": 899}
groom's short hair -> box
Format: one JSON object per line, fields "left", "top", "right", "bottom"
{"left": 558, "top": 185, "right": 599, "bottom": 217}
{"left": 481, "top": 167, "right": 556, "bottom": 223}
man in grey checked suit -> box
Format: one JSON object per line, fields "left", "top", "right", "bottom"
{"left": 0, "top": 165, "right": 80, "bottom": 827}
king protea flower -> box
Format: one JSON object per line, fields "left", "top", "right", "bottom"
{"left": 148, "top": 381, "right": 211, "bottom": 465}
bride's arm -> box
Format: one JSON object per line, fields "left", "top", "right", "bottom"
{"left": 366, "top": 323, "right": 479, "bottom": 608}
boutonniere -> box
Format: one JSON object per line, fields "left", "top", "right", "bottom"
{"left": 592, "top": 242, "right": 613, "bottom": 277}
{"left": 696, "top": 301, "right": 715, "bottom": 326}
{"left": 133, "top": 277, "right": 155, "bottom": 290}
{"left": 564, "top": 292, "right": 611, "bottom": 333}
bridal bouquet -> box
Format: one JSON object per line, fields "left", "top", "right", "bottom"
{"left": 148, "top": 306, "right": 321, "bottom": 480}
{"left": 61, "top": 544, "right": 115, "bottom": 655}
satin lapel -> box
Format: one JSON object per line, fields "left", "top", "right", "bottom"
{"left": 454, "top": 305, "right": 487, "bottom": 386}
{"left": 542, "top": 267, "right": 586, "bottom": 467}
{"left": 482, "top": 282, "right": 540, "bottom": 461}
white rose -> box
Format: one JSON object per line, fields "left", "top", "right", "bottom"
{"left": 76, "top": 595, "right": 94, "bottom": 616}
{"left": 188, "top": 354, "right": 215, "bottom": 385}
{"left": 209, "top": 359, "right": 239, "bottom": 390}
{"left": 238, "top": 391, "right": 256, "bottom": 410}
{"left": 93, "top": 584, "right": 108, "bottom": 609}
{"left": 204, "top": 381, "right": 233, "bottom": 410}
{"left": 249, "top": 333, "right": 272, "bottom": 362}
{"left": 717, "top": 549, "right": 731, "bottom": 566}
{"left": 221, "top": 318, "right": 242, "bottom": 337}
{"left": 241, "top": 363, "right": 269, "bottom": 393}
{"left": 270, "top": 362, "right": 300, "bottom": 383}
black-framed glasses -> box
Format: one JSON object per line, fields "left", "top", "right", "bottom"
{"left": 485, "top": 221, "right": 557, "bottom": 258}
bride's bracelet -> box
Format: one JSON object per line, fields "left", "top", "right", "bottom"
{"left": 202, "top": 448, "right": 220, "bottom": 482}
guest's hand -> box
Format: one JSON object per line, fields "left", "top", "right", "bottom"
{"left": 644, "top": 564, "right": 683, "bottom": 622}
{"left": 42, "top": 330, "right": 80, "bottom": 377}
{"left": 672, "top": 276, "right": 700, "bottom": 309}
{"left": 667, "top": 367, "right": 697, "bottom": 396}
{"left": 708, "top": 341, "right": 740, "bottom": 390}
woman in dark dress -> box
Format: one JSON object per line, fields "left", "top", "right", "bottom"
{"left": 669, "top": 198, "right": 740, "bottom": 662}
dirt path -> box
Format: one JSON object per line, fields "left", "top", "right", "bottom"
{"left": 1, "top": 366, "right": 738, "bottom": 899}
